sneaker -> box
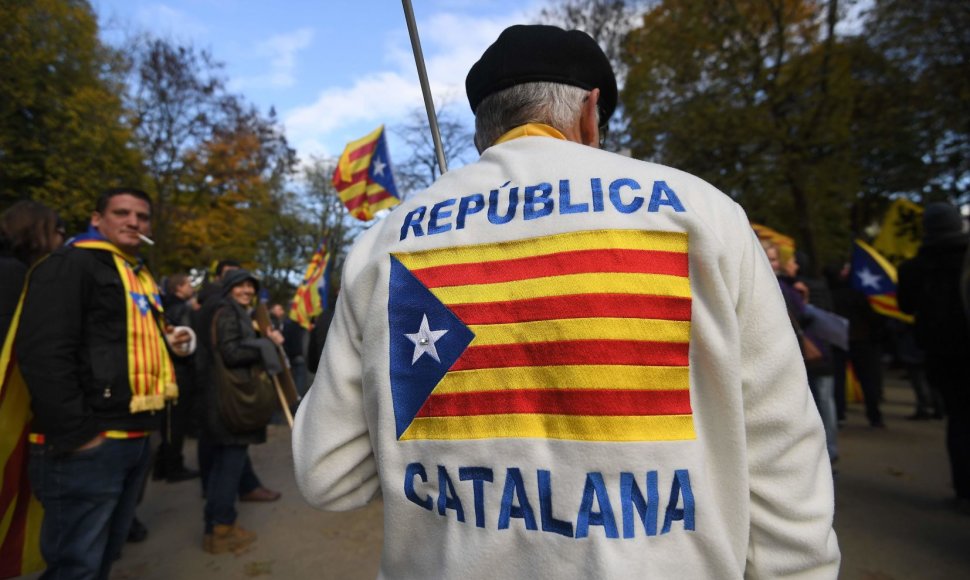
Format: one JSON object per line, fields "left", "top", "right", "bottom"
{"left": 203, "top": 524, "right": 257, "bottom": 554}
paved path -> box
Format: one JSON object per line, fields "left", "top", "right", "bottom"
{"left": 24, "top": 368, "right": 970, "bottom": 579}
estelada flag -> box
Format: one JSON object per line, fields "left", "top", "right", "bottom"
{"left": 388, "top": 229, "right": 695, "bottom": 442}
{"left": 0, "top": 289, "right": 44, "bottom": 578}
{"left": 289, "top": 242, "right": 332, "bottom": 330}
{"left": 851, "top": 239, "right": 914, "bottom": 323}
{"left": 332, "top": 125, "right": 400, "bottom": 221}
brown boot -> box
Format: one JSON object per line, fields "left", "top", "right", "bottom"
{"left": 203, "top": 524, "right": 257, "bottom": 554}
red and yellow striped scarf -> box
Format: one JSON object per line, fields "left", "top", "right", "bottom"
{"left": 71, "top": 240, "right": 178, "bottom": 412}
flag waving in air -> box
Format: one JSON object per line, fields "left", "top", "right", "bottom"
{"left": 851, "top": 239, "right": 914, "bottom": 323}
{"left": 332, "top": 125, "right": 401, "bottom": 221}
{"left": 388, "top": 229, "right": 695, "bottom": 442}
{"left": 289, "top": 242, "right": 333, "bottom": 330}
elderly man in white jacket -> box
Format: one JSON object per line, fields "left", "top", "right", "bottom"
{"left": 293, "top": 24, "right": 839, "bottom": 580}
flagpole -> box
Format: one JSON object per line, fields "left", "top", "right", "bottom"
{"left": 401, "top": 0, "right": 448, "bottom": 175}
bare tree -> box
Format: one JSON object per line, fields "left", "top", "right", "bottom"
{"left": 392, "top": 102, "right": 476, "bottom": 196}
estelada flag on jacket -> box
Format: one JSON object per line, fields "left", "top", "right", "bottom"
{"left": 851, "top": 239, "right": 914, "bottom": 323}
{"left": 388, "top": 229, "right": 695, "bottom": 442}
{"left": 289, "top": 242, "right": 333, "bottom": 330}
{"left": 0, "top": 288, "right": 45, "bottom": 579}
{"left": 332, "top": 125, "right": 401, "bottom": 221}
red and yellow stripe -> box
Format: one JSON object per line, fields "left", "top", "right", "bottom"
{"left": 395, "top": 229, "right": 695, "bottom": 442}
{"left": 1, "top": 284, "right": 44, "bottom": 577}
{"left": 73, "top": 240, "right": 176, "bottom": 412}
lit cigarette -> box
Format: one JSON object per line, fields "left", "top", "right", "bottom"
{"left": 137, "top": 233, "right": 155, "bottom": 246}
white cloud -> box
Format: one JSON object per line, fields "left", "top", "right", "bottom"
{"left": 284, "top": 72, "right": 422, "bottom": 156}
{"left": 234, "top": 28, "right": 315, "bottom": 90}
{"left": 282, "top": 8, "right": 529, "bottom": 157}
{"left": 135, "top": 3, "right": 208, "bottom": 39}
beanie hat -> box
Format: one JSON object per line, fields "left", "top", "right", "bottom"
{"left": 220, "top": 268, "right": 260, "bottom": 297}
{"left": 922, "top": 202, "right": 965, "bottom": 245}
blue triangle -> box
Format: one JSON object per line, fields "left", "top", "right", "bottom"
{"left": 388, "top": 256, "right": 474, "bottom": 439}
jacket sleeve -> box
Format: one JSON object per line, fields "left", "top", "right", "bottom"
{"left": 15, "top": 251, "right": 100, "bottom": 453}
{"left": 214, "top": 306, "right": 262, "bottom": 369}
{"left": 292, "top": 255, "right": 379, "bottom": 511}
{"left": 734, "top": 210, "right": 841, "bottom": 578}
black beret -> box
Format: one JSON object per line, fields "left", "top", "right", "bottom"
{"left": 466, "top": 24, "right": 617, "bottom": 124}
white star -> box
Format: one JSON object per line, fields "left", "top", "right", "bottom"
{"left": 856, "top": 267, "right": 883, "bottom": 290}
{"left": 136, "top": 295, "right": 150, "bottom": 314}
{"left": 372, "top": 156, "right": 386, "bottom": 176}
{"left": 405, "top": 314, "right": 448, "bottom": 364}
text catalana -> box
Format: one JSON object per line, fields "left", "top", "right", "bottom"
{"left": 404, "top": 462, "right": 695, "bottom": 539}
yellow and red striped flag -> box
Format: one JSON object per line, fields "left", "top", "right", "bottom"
{"left": 289, "top": 242, "right": 332, "bottom": 330}
{"left": 331, "top": 125, "right": 401, "bottom": 221}
{"left": 0, "top": 291, "right": 44, "bottom": 578}
{"left": 388, "top": 229, "right": 694, "bottom": 442}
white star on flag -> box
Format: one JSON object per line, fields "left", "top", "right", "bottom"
{"left": 372, "top": 156, "right": 386, "bottom": 177}
{"left": 405, "top": 314, "right": 448, "bottom": 364}
{"left": 856, "top": 267, "right": 883, "bottom": 290}
{"left": 136, "top": 295, "right": 150, "bottom": 314}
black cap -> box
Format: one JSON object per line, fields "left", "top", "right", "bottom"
{"left": 466, "top": 24, "right": 617, "bottom": 124}
{"left": 220, "top": 269, "right": 260, "bottom": 296}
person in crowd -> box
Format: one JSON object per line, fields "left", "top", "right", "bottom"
{"left": 274, "top": 303, "right": 309, "bottom": 397}
{"left": 828, "top": 258, "right": 887, "bottom": 428}
{"left": 153, "top": 272, "right": 202, "bottom": 482}
{"left": 293, "top": 24, "right": 839, "bottom": 578}
{"left": 201, "top": 269, "right": 283, "bottom": 553}
{"left": 306, "top": 286, "right": 339, "bottom": 375}
{"left": 194, "top": 260, "right": 280, "bottom": 503}
{"left": 899, "top": 202, "right": 970, "bottom": 513}
{"left": 15, "top": 188, "right": 189, "bottom": 579}
{"left": 775, "top": 247, "right": 839, "bottom": 465}
{"left": 888, "top": 318, "right": 941, "bottom": 420}
{"left": 0, "top": 200, "right": 64, "bottom": 345}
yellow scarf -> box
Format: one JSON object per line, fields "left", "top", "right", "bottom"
{"left": 71, "top": 240, "right": 178, "bottom": 412}
{"left": 493, "top": 122, "right": 568, "bottom": 145}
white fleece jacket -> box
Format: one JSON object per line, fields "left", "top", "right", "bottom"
{"left": 293, "top": 135, "right": 840, "bottom": 579}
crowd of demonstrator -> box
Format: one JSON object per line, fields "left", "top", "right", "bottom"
{"left": 1, "top": 194, "right": 333, "bottom": 578}
{"left": 759, "top": 203, "right": 970, "bottom": 514}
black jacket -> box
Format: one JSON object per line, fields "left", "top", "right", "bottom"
{"left": 16, "top": 246, "right": 161, "bottom": 454}
{"left": 200, "top": 299, "right": 268, "bottom": 445}
{"left": 898, "top": 235, "right": 970, "bottom": 358}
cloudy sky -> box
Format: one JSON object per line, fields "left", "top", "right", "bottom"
{"left": 93, "top": 0, "right": 547, "bottom": 166}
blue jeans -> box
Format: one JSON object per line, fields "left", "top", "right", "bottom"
{"left": 810, "top": 374, "right": 839, "bottom": 462}
{"left": 198, "top": 437, "right": 261, "bottom": 498}
{"left": 204, "top": 444, "right": 252, "bottom": 533}
{"left": 28, "top": 437, "right": 152, "bottom": 580}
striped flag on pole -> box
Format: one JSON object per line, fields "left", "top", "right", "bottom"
{"left": 388, "top": 229, "right": 695, "bottom": 442}
{"left": 289, "top": 242, "right": 332, "bottom": 330}
{"left": 332, "top": 125, "right": 401, "bottom": 221}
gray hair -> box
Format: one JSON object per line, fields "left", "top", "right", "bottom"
{"left": 473, "top": 82, "right": 595, "bottom": 152}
